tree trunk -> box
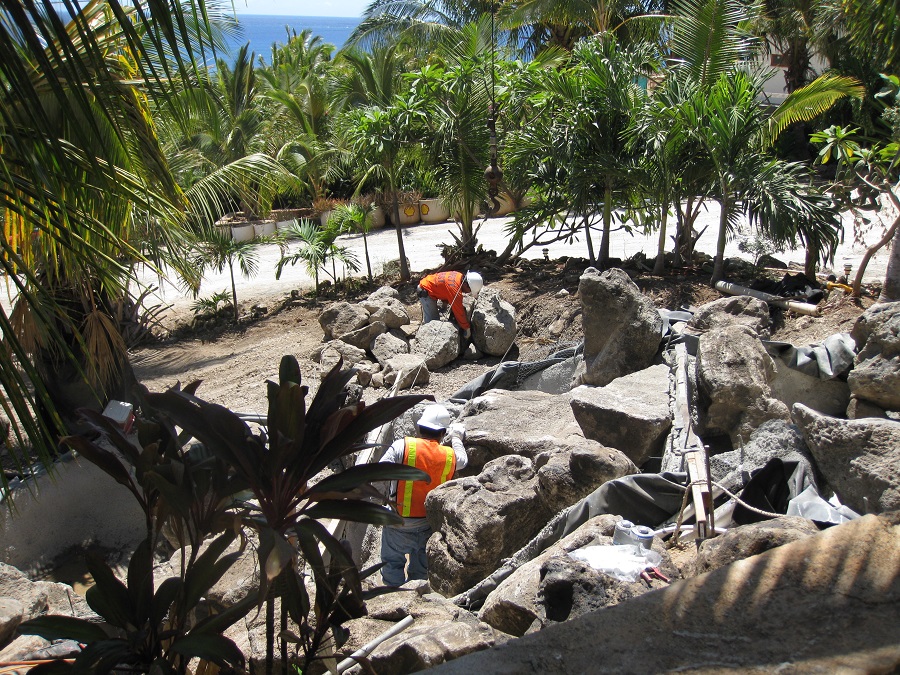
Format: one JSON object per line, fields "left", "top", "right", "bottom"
{"left": 712, "top": 196, "right": 730, "bottom": 284}
{"left": 853, "top": 211, "right": 899, "bottom": 298}
{"left": 229, "top": 260, "right": 239, "bottom": 323}
{"left": 583, "top": 215, "right": 595, "bottom": 264}
{"left": 389, "top": 173, "right": 410, "bottom": 281}
{"left": 804, "top": 243, "right": 818, "bottom": 280}
{"left": 599, "top": 183, "right": 612, "bottom": 268}
{"left": 363, "top": 232, "right": 372, "bottom": 281}
{"left": 653, "top": 204, "right": 668, "bottom": 275}
{"left": 880, "top": 223, "right": 900, "bottom": 302}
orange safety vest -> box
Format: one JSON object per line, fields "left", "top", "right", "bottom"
{"left": 419, "top": 271, "right": 470, "bottom": 329}
{"left": 396, "top": 437, "right": 457, "bottom": 518}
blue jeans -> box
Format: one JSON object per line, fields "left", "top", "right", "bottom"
{"left": 418, "top": 287, "right": 440, "bottom": 324}
{"left": 381, "top": 522, "right": 432, "bottom": 587}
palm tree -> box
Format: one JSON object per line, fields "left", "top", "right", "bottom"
{"left": 0, "top": 0, "right": 227, "bottom": 470}
{"left": 337, "top": 104, "right": 416, "bottom": 280}
{"left": 276, "top": 219, "right": 360, "bottom": 293}
{"left": 504, "top": 33, "right": 653, "bottom": 266}
{"left": 330, "top": 202, "right": 378, "bottom": 281}
{"left": 191, "top": 227, "right": 262, "bottom": 322}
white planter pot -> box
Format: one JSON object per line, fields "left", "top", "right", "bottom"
{"left": 276, "top": 219, "right": 296, "bottom": 234}
{"left": 254, "top": 221, "right": 276, "bottom": 237}
{"left": 370, "top": 206, "right": 387, "bottom": 228}
{"left": 231, "top": 223, "right": 255, "bottom": 242}
{"left": 492, "top": 193, "right": 517, "bottom": 217}
{"left": 419, "top": 198, "right": 449, "bottom": 223}
{"left": 397, "top": 203, "right": 421, "bottom": 226}
{"left": 320, "top": 210, "right": 334, "bottom": 228}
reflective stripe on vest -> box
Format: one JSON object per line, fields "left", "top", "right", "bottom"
{"left": 396, "top": 437, "right": 456, "bottom": 518}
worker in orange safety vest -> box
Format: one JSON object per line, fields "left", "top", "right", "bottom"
{"left": 416, "top": 270, "right": 483, "bottom": 339}
{"left": 380, "top": 404, "right": 468, "bottom": 587}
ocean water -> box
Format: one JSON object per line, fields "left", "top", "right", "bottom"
{"left": 224, "top": 15, "right": 360, "bottom": 63}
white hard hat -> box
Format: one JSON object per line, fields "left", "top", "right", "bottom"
{"left": 465, "top": 271, "right": 483, "bottom": 298}
{"left": 418, "top": 404, "right": 452, "bottom": 432}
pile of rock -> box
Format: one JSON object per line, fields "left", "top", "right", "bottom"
{"left": 315, "top": 284, "right": 518, "bottom": 389}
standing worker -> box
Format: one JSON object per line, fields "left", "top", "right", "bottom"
{"left": 380, "top": 404, "right": 467, "bottom": 587}
{"left": 417, "top": 270, "right": 483, "bottom": 339}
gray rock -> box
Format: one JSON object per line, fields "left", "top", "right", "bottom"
{"left": 412, "top": 321, "right": 461, "bottom": 369}
{"left": 383, "top": 353, "right": 430, "bottom": 389}
{"left": 0, "top": 597, "right": 24, "bottom": 647}
{"left": 847, "top": 396, "right": 888, "bottom": 420}
{"left": 569, "top": 364, "right": 672, "bottom": 467}
{"left": 708, "top": 419, "right": 816, "bottom": 495}
{"left": 367, "top": 285, "right": 400, "bottom": 302}
{"left": 848, "top": 303, "right": 900, "bottom": 410}
{"left": 434, "top": 514, "right": 900, "bottom": 675}
{"left": 426, "top": 455, "right": 555, "bottom": 597}
{"left": 769, "top": 356, "right": 850, "bottom": 417}
{"left": 575, "top": 267, "right": 662, "bottom": 386}
{"left": 345, "top": 586, "right": 499, "bottom": 673}
{"left": 793, "top": 403, "right": 900, "bottom": 514}
{"left": 354, "top": 360, "right": 380, "bottom": 387}
{"left": 316, "top": 340, "right": 368, "bottom": 379}
{"left": 459, "top": 389, "right": 609, "bottom": 473}
{"left": 462, "top": 343, "right": 483, "bottom": 360}
{"left": 533, "top": 444, "right": 637, "bottom": 513}
{"left": 696, "top": 324, "right": 790, "bottom": 445}
{"left": 0, "top": 635, "right": 51, "bottom": 663}
{"left": 318, "top": 301, "right": 370, "bottom": 340}
{"left": 518, "top": 357, "right": 579, "bottom": 395}
{"left": 479, "top": 515, "right": 617, "bottom": 635}
{"left": 690, "top": 517, "right": 820, "bottom": 576}
{"left": 688, "top": 295, "right": 770, "bottom": 337}
{"left": 472, "top": 288, "right": 517, "bottom": 357}
{"left": 371, "top": 331, "right": 410, "bottom": 367}
{"left": 338, "top": 320, "right": 387, "bottom": 350}
{"left": 0, "top": 563, "right": 48, "bottom": 621}
{"left": 363, "top": 297, "right": 411, "bottom": 329}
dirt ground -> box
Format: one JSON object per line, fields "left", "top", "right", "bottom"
{"left": 131, "top": 255, "right": 875, "bottom": 416}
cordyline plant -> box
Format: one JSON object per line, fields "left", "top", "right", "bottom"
{"left": 21, "top": 356, "right": 430, "bottom": 675}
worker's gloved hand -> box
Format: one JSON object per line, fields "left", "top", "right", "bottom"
{"left": 462, "top": 328, "right": 471, "bottom": 339}
{"left": 447, "top": 423, "right": 466, "bottom": 442}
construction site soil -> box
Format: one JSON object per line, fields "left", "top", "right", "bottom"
{"left": 132, "top": 256, "right": 874, "bottom": 416}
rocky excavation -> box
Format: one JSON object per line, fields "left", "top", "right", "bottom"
{"left": 1, "top": 262, "right": 899, "bottom": 673}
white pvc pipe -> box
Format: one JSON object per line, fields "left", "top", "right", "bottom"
{"left": 714, "top": 280, "right": 820, "bottom": 316}
{"left": 336, "top": 615, "right": 415, "bottom": 673}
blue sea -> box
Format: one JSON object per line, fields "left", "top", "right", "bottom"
{"left": 224, "top": 15, "right": 360, "bottom": 62}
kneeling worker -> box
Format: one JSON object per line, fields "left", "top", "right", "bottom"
{"left": 380, "top": 404, "right": 468, "bottom": 587}
{"left": 417, "top": 270, "right": 483, "bottom": 339}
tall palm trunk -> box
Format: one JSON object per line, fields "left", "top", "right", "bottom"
{"left": 653, "top": 203, "right": 669, "bottom": 275}
{"left": 388, "top": 171, "right": 410, "bottom": 281}
{"left": 583, "top": 215, "right": 595, "bottom": 263}
{"left": 229, "top": 260, "right": 240, "bottom": 322}
{"left": 880, "top": 223, "right": 900, "bottom": 302}
{"left": 712, "top": 193, "right": 731, "bottom": 284}
{"left": 599, "top": 182, "right": 613, "bottom": 267}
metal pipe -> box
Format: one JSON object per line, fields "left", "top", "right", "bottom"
{"left": 714, "top": 280, "right": 820, "bottom": 316}
{"left": 336, "top": 615, "right": 415, "bottom": 673}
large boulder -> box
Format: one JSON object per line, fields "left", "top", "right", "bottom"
{"left": 848, "top": 303, "right": 900, "bottom": 411}
{"left": 337, "top": 320, "right": 387, "bottom": 350}
{"left": 0, "top": 563, "right": 92, "bottom": 659}
{"left": 426, "top": 441, "right": 634, "bottom": 599}
{"left": 314, "top": 340, "right": 367, "bottom": 379}
{"left": 459, "top": 389, "right": 626, "bottom": 473}
{"left": 362, "top": 296, "right": 411, "bottom": 329}
{"left": 690, "top": 517, "right": 820, "bottom": 576}
{"left": 569, "top": 364, "right": 672, "bottom": 467}
{"left": 479, "top": 515, "right": 678, "bottom": 637}
{"left": 366, "top": 285, "right": 400, "bottom": 302}
{"left": 371, "top": 330, "right": 410, "bottom": 367}
{"left": 436, "top": 514, "right": 900, "bottom": 674}
{"left": 412, "top": 321, "right": 461, "bottom": 369}
{"left": 343, "top": 584, "right": 500, "bottom": 673}
{"left": 708, "top": 419, "right": 817, "bottom": 494}
{"left": 318, "top": 301, "right": 370, "bottom": 340}
{"left": 768, "top": 355, "right": 851, "bottom": 417}
{"left": 383, "top": 353, "right": 430, "bottom": 389}
{"left": 696, "top": 324, "right": 790, "bottom": 445}
{"left": 793, "top": 403, "right": 900, "bottom": 514}
{"left": 574, "top": 267, "right": 662, "bottom": 387}
{"left": 688, "top": 295, "right": 770, "bottom": 337}
{"left": 472, "top": 288, "right": 517, "bottom": 357}
{"left": 426, "top": 455, "right": 555, "bottom": 597}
